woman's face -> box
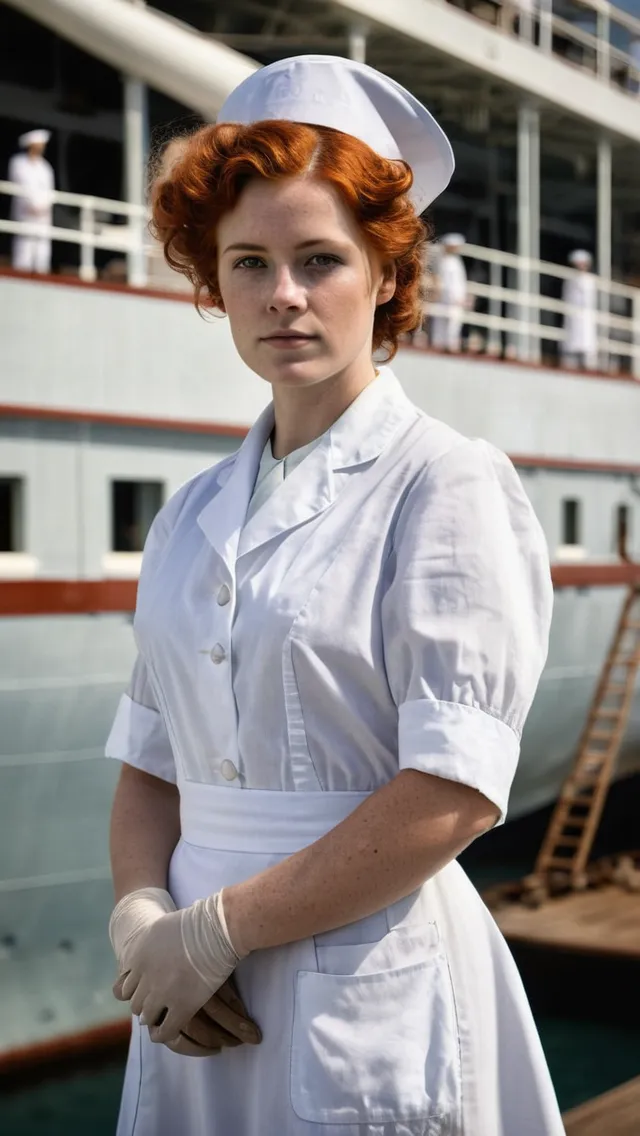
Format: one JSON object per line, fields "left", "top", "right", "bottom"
{"left": 216, "top": 176, "right": 395, "bottom": 390}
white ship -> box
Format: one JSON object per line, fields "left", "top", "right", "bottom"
{"left": 0, "top": 0, "right": 639, "bottom": 1064}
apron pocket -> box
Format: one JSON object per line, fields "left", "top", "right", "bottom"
{"left": 290, "top": 953, "right": 461, "bottom": 1126}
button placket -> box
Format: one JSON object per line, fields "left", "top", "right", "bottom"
{"left": 202, "top": 565, "right": 241, "bottom": 785}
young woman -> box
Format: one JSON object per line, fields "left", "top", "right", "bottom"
{"left": 106, "top": 55, "right": 564, "bottom": 1136}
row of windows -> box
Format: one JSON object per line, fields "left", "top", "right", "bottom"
{"left": 0, "top": 477, "right": 163, "bottom": 554}
{"left": 562, "top": 498, "right": 631, "bottom": 551}
{"left": 0, "top": 478, "right": 634, "bottom": 557}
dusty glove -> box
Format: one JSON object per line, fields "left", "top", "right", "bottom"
{"left": 118, "top": 890, "right": 244, "bottom": 1044}
{"left": 112, "top": 971, "right": 261, "bottom": 1056}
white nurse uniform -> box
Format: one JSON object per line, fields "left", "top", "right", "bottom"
{"left": 106, "top": 367, "right": 564, "bottom": 1135}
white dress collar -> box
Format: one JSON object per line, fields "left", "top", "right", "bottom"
{"left": 245, "top": 434, "right": 323, "bottom": 524}
{"left": 197, "top": 367, "right": 417, "bottom": 568}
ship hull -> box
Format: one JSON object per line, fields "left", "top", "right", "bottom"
{"left": 0, "top": 596, "right": 638, "bottom": 1056}
{"left": 1, "top": 276, "right": 639, "bottom": 1056}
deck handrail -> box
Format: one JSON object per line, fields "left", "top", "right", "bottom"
{"left": 460, "top": 0, "right": 640, "bottom": 92}
{"left": 0, "top": 180, "right": 149, "bottom": 288}
{"left": 1, "top": 179, "right": 639, "bottom": 375}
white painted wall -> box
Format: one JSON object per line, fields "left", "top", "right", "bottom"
{"left": 0, "top": 421, "right": 80, "bottom": 576}
{"left": 0, "top": 277, "right": 270, "bottom": 428}
{"left": 393, "top": 349, "right": 640, "bottom": 466}
{"left": 2, "top": 276, "right": 638, "bottom": 466}
{"left": 0, "top": 417, "right": 238, "bottom": 577}
{"left": 1, "top": 417, "right": 639, "bottom": 577}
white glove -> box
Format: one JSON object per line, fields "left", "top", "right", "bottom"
{"left": 109, "top": 886, "right": 177, "bottom": 972}
{"left": 119, "top": 890, "right": 244, "bottom": 1044}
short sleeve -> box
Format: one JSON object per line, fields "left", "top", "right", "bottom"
{"left": 381, "top": 438, "right": 553, "bottom": 822}
{"left": 104, "top": 488, "right": 188, "bottom": 785}
{"left": 105, "top": 655, "right": 177, "bottom": 784}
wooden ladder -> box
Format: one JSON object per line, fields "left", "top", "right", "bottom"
{"left": 533, "top": 584, "right": 640, "bottom": 889}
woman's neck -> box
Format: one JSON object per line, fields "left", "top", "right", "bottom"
{"left": 270, "top": 362, "right": 378, "bottom": 459}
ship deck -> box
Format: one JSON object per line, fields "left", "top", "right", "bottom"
{"left": 491, "top": 885, "right": 640, "bottom": 959}
{"left": 563, "top": 1076, "right": 640, "bottom": 1135}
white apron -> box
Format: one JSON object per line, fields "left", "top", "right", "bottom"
{"left": 107, "top": 369, "right": 563, "bottom": 1135}
{"left": 115, "top": 785, "right": 563, "bottom": 1136}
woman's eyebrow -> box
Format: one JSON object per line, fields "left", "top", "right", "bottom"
{"left": 222, "top": 238, "right": 343, "bottom": 255}
{"left": 222, "top": 243, "right": 267, "bottom": 254}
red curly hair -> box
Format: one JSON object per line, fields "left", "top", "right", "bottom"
{"left": 150, "top": 120, "right": 427, "bottom": 360}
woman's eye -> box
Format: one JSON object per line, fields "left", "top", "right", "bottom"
{"left": 308, "top": 254, "right": 341, "bottom": 268}
{"left": 234, "top": 256, "right": 265, "bottom": 269}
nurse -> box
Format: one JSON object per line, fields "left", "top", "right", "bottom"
{"left": 106, "top": 56, "right": 565, "bottom": 1136}
{"left": 429, "top": 232, "right": 468, "bottom": 353}
{"left": 7, "top": 129, "right": 55, "bottom": 274}
{"left": 562, "top": 248, "right": 598, "bottom": 371}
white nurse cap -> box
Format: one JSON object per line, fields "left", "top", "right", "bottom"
{"left": 442, "top": 232, "right": 466, "bottom": 248}
{"left": 568, "top": 249, "right": 592, "bottom": 267}
{"left": 217, "top": 55, "right": 454, "bottom": 214}
{"left": 19, "top": 129, "right": 51, "bottom": 148}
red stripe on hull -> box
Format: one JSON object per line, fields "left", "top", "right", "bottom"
{"left": 0, "top": 1019, "right": 130, "bottom": 1080}
{"left": 1, "top": 566, "right": 639, "bottom": 616}
{"left": 0, "top": 402, "right": 248, "bottom": 438}
{"left": 2, "top": 404, "right": 640, "bottom": 476}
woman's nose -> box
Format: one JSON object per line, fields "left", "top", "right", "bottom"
{"left": 268, "top": 266, "right": 306, "bottom": 311}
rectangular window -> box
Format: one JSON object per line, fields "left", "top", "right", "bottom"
{"left": 0, "top": 477, "right": 24, "bottom": 552}
{"left": 562, "top": 498, "right": 581, "bottom": 546}
{"left": 615, "top": 504, "right": 630, "bottom": 555}
{"left": 111, "top": 480, "right": 163, "bottom": 552}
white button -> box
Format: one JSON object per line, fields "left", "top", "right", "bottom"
{"left": 220, "top": 759, "right": 238, "bottom": 781}
{"left": 210, "top": 643, "right": 226, "bottom": 664}
{"left": 216, "top": 584, "right": 231, "bottom": 607}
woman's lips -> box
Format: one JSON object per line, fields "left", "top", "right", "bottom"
{"left": 262, "top": 335, "right": 316, "bottom": 348}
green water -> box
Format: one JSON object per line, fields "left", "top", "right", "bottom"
{"left": 0, "top": 1064, "right": 123, "bottom": 1136}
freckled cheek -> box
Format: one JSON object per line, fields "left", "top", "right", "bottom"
{"left": 220, "top": 284, "right": 262, "bottom": 327}
{"left": 316, "top": 290, "right": 371, "bottom": 332}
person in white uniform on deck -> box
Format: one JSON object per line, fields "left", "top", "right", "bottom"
{"left": 562, "top": 248, "right": 598, "bottom": 371}
{"left": 105, "top": 56, "right": 565, "bottom": 1136}
{"left": 7, "top": 129, "right": 55, "bottom": 274}
{"left": 430, "top": 233, "right": 468, "bottom": 353}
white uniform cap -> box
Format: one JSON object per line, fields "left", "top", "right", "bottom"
{"left": 18, "top": 129, "right": 51, "bottom": 149}
{"left": 442, "top": 233, "right": 466, "bottom": 248}
{"left": 217, "top": 55, "right": 454, "bottom": 214}
{"left": 568, "top": 249, "right": 592, "bottom": 267}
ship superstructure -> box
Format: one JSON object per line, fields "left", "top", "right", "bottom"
{"left": 0, "top": 0, "right": 639, "bottom": 1062}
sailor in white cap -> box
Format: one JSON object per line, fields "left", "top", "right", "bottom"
{"left": 7, "top": 129, "right": 55, "bottom": 274}
{"left": 430, "top": 232, "right": 469, "bottom": 353}
{"left": 562, "top": 249, "right": 598, "bottom": 370}
{"left": 106, "top": 55, "right": 564, "bottom": 1136}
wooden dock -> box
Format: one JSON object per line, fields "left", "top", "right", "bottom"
{"left": 563, "top": 1076, "right": 640, "bottom": 1135}
{"left": 490, "top": 884, "right": 640, "bottom": 959}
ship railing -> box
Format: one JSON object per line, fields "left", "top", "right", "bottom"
{"left": 1, "top": 180, "right": 639, "bottom": 377}
{"left": 0, "top": 181, "right": 149, "bottom": 288}
{"left": 458, "top": 0, "right": 640, "bottom": 94}
{"left": 425, "top": 240, "right": 640, "bottom": 377}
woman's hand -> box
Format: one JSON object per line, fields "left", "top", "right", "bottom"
{"left": 113, "top": 973, "right": 262, "bottom": 1055}
{"left": 109, "top": 886, "right": 176, "bottom": 973}
{"left": 117, "top": 891, "right": 242, "bottom": 1043}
